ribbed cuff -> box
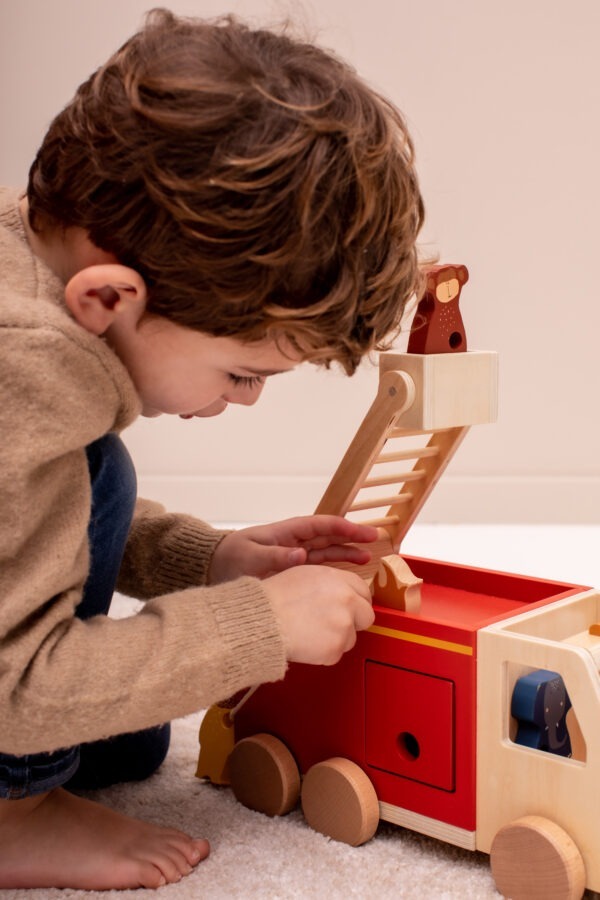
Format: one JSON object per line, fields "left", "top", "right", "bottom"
{"left": 202, "top": 575, "right": 288, "bottom": 688}
{"left": 154, "top": 517, "right": 231, "bottom": 591}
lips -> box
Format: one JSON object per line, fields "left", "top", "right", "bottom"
{"left": 179, "top": 401, "right": 228, "bottom": 419}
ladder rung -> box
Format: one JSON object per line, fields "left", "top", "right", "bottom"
{"left": 355, "top": 515, "right": 401, "bottom": 528}
{"left": 375, "top": 446, "right": 439, "bottom": 464}
{"left": 386, "top": 426, "right": 453, "bottom": 440}
{"left": 350, "top": 493, "right": 413, "bottom": 513}
{"left": 363, "top": 470, "right": 425, "bottom": 488}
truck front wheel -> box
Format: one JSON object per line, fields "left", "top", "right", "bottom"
{"left": 490, "top": 815, "right": 585, "bottom": 900}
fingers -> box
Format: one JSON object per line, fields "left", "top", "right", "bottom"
{"left": 304, "top": 544, "right": 373, "bottom": 565}
{"left": 331, "top": 569, "right": 375, "bottom": 633}
{"left": 252, "top": 544, "right": 308, "bottom": 576}
{"left": 263, "top": 516, "right": 379, "bottom": 546}
{"left": 354, "top": 595, "right": 375, "bottom": 631}
{"left": 264, "top": 564, "right": 375, "bottom": 667}
{"left": 335, "top": 519, "right": 379, "bottom": 543}
{"left": 292, "top": 544, "right": 362, "bottom": 573}
{"left": 313, "top": 568, "right": 375, "bottom": 658}
{"left": 232, "top": 518, "right": 379, "bottom": 580}
{"left": 308, "top": 516, "right": 379, "bottom": 545}
{"left": 321, "top": 594, "right": 374, "bottom": 665}
{"left": 335, "top": 567, "right": 372, "bottom": 597}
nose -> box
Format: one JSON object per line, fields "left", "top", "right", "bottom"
{"left": 224, "top": 381, "right": 266, "bottom": 407}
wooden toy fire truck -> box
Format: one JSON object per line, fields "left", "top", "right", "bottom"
{"left": 197, "top": 268, "right": 598, "bottom": 900}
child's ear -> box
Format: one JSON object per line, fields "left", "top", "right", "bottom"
{"left": 64, "top": 264, "right": 147, "bottom": 335}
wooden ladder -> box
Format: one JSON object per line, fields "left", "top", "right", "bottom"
{"left": 315, "top": 352, "right": 497, "bottom": 577}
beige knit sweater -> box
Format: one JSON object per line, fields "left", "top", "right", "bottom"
{"left": 0, "top": 187, "right": 287, "bottom": 755}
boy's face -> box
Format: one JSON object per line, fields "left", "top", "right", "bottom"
{"left": 106, "top": 313, "right": 300, "bottom": 418}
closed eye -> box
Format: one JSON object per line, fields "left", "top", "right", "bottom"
{"left": 228, "top": 374, "right": 265, "bottom": 389}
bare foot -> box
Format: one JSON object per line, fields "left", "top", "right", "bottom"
{"left": 0, "top": 787, "right": 209, "bottom": 889}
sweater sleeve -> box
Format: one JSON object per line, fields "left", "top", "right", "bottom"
{"left": 0, "top": 321, "right": 287, "bottom": 755}
{"left": 117, "top": 499, "right": 230, "bottom": 598}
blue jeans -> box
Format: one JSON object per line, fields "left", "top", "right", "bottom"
{"left": 0, "top": 434, "right": 170, "bottom": 798}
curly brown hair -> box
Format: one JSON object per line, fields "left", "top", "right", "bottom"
{"left": 27, "top": 8, "right": 424, "bottom": 374}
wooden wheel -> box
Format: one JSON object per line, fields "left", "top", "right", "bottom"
{"left": 490, "top": 815, "right": 586, "bottom": 900}
{"left": 229, "top": 733, "right": 300, "bottom": 817}
{"left": 301, "top": 757, "right": 379, "bottom": 846}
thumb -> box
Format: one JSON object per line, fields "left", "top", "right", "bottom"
{"left": 286, "top": 547, "right": 307, "bottom": 568}
{"left": 258, "top": 545, "right": 307, "bottom": 575}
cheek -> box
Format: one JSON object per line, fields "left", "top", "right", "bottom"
{"left": 179, "top": 370, "right": 231, "bottom": 411}
{"left": 226, "top": 382, "right": 266, "bottom": 406}
{"left": 138, "top": 365, "right": 214, "bottom": 413}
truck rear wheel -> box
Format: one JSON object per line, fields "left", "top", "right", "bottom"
{"left": 301, "top": 757, "right": 379, "bottom": 846}
{"left": 490, "top": 815, "right": 585, "bottom": 900}
{"left": 229, "top": 733, "right": 300, "bottom": 817}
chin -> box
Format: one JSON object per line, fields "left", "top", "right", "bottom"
{"left": 194, "top": 403, "right": 228, "bottom": 418}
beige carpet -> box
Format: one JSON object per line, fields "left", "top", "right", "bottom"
{"left": 1, "top": 708, "right": 499, "bottom": 900}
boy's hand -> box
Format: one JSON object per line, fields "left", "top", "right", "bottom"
{"left": 208, "top": 516, "right": 379, "bottom": 583}
{"left": 263, "top": 565, "right": 375, "bottom": 665}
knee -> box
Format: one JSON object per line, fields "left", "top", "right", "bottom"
{"left": 133, "top": 723, "right": 171, "bottom": 781}
{"left": 67, "top": 723, "right": 171, "bottom": 791}
{"left": 87, "top": 433, "right": 137, "bottom": 522}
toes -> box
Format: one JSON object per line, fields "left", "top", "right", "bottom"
{"left": 163, "top": 830, "right": 210, "bottom": 868}
{"left": 186, "top": 838, "right": 210, "bottom": 866}
{"left": 125, "top": 861, "right": 167, "bottom": 890}
{"left": 151, "top": 855, "right": 185, "bottom": 885}
{"left": 148, "top": 836, "right": 209, "bottom": 884}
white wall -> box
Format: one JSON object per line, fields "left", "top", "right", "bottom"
{"left": 2, "top": 0, "right": 599, "bottom": 524}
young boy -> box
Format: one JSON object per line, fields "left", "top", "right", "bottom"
{"left": 0, "top": 8, "right": 423, "bottom": 891}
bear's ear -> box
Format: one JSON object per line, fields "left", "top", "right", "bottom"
{"left": 64, "top": 264, "right": 147, "bottom": 335}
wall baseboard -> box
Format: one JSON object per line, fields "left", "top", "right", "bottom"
{"left": 136, "top": 474, "right": 600, "bottom": 524}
